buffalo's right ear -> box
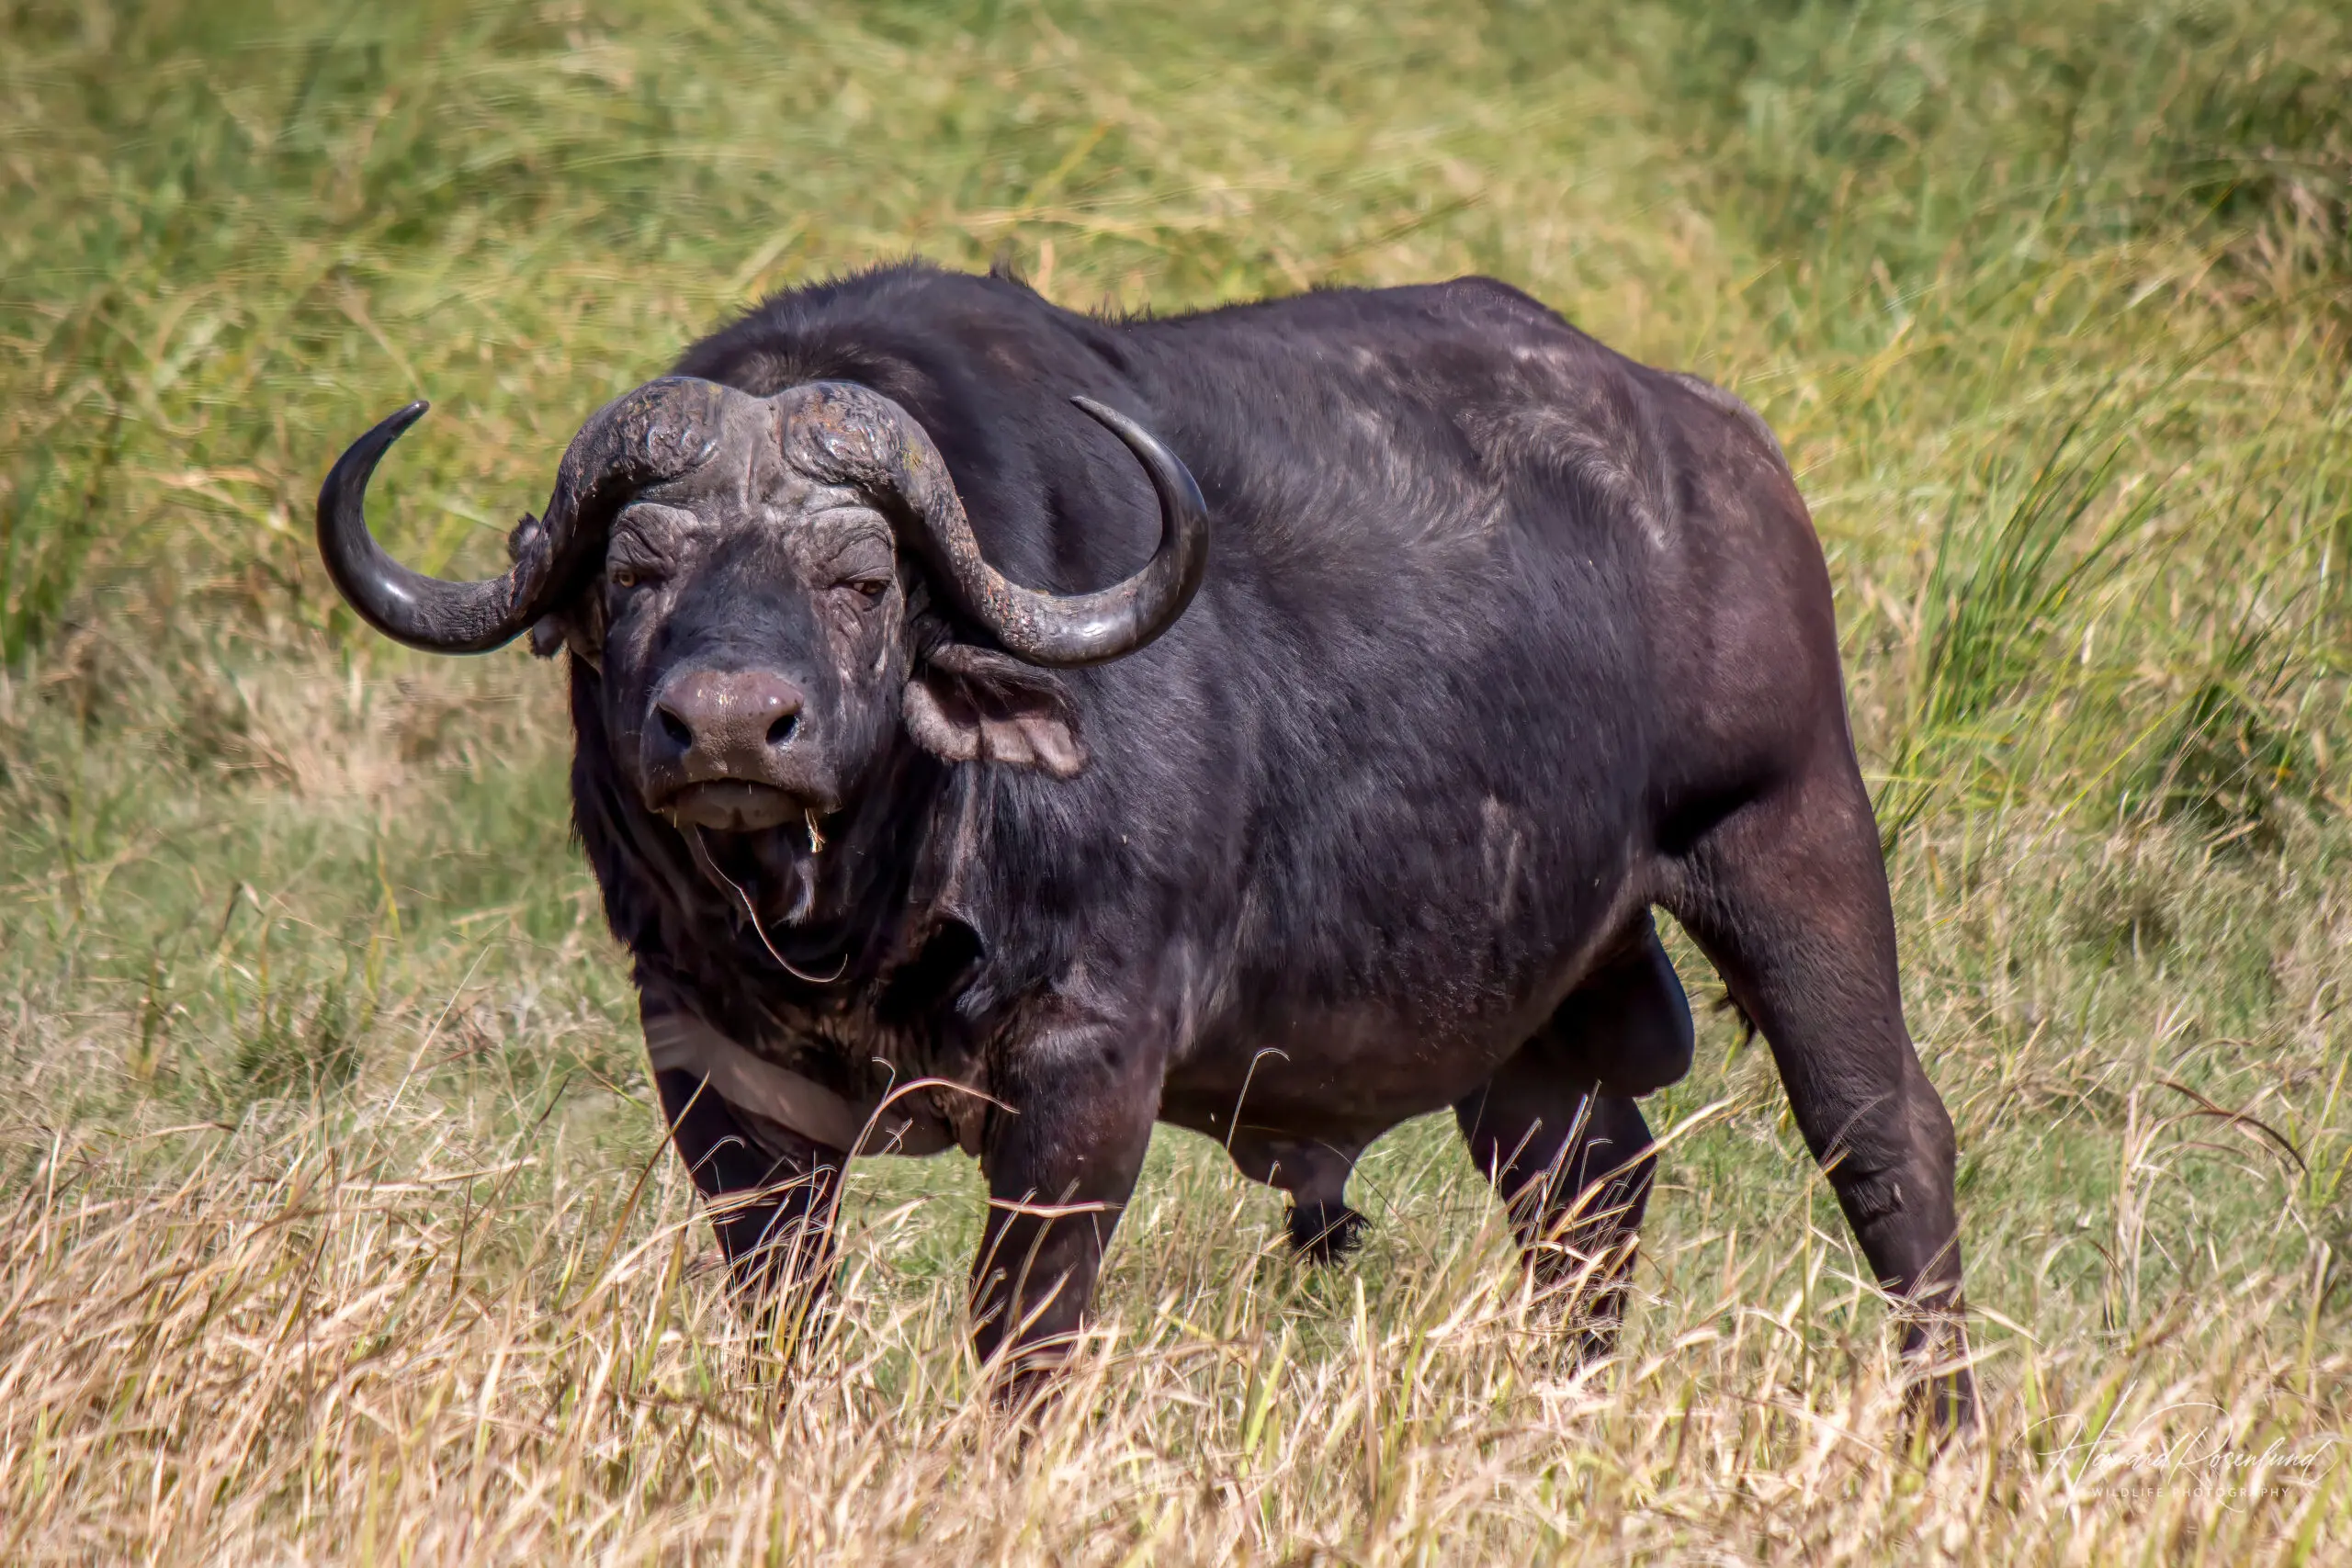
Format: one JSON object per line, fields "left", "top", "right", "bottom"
{"left": 903, "top": 644, "right": 1087, "bottom": 778}
{"left": 513, "top": 513, "right": 605, "bottom": 666}
{"left": 527, "top": 598, "right": 604, "bottom": 667}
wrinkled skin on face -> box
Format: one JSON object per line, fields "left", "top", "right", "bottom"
{"left": 597, "top": 410, "right": 910, "bottom": 829}
{"left": 547, "top": 393, "right": 1082, "bottom": 859}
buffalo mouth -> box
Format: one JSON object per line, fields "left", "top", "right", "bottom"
{"left": 662, "top": 780, "right": 799, "bottom": 833}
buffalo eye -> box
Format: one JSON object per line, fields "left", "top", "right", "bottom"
{"left": 841, "top": 576, "right": 890, "bottom": 601}
{"left": 610, "top": 566, "right": 639, "bottom": 589}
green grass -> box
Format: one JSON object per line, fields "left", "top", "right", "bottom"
{"left": 2, "top": 0, "right": 2349, "bottom": 1561}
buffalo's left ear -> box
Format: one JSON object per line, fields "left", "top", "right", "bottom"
{"left": 903, "top": 643, "right": 1087, "bottom": 778}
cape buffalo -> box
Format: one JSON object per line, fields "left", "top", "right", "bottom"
{"left": 317, "top": 262, "right": 1973, "bottom": 1423}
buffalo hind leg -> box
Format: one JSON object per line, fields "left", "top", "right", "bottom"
{"left": 1225, "top": 1133, "right": 1368, "bottom": 1263}
{"left": 656, "top": 1069, "right": 844, "bottom": 1345}
{"left": 1453, "top": 925, "right": 1690, "bottom": 1357}
{"left": 1664, "top": 759, "right": 1975, "bottom": 1428}
{"left": 1457, "top": 1086, "right": 1655, "bottom": 1358}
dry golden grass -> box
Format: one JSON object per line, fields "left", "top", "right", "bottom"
{"left": 4, "top": 1055, "right": 2344, "bottom": 1563}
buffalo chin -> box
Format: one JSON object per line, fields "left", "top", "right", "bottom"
{"left": 662, "top": 781, "right": 800, "bottom": 833}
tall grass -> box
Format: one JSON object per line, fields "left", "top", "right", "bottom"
{"left": 2, "top": 0, "right": 2348, "bottom": 1561}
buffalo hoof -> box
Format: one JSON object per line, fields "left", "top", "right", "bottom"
{"left": 1903, "top": 1361, "right": 1980, "bottom": 1440}
{"left": 1286, "top": 1201, "right": 1368, "bottom": 1263}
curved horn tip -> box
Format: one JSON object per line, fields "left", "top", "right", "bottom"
{"left": 317, "top": 395, "right": 539, "bottom": 657}
{"left": 1069, "top": 393, "right": 1129, "bottom": 432}
{"left": 345, "top": 400, "right": 430, "bottom": 457}
{"left": 1069, "top": 395, "right": 1207, "bottom": 502}
{"left": 359, "top": 400, "right": 432, "bottom": 452}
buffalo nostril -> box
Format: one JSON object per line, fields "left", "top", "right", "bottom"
{"left": 649, "top": 668, "right": 803, "bottom": 775}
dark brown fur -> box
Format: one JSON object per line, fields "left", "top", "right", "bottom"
{"left": 527, "top": 264, "right": 1970, "bottom": 1422}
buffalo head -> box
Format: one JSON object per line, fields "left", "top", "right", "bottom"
{"left": 316, "top": 377, "right": 1206, "bottom": 839}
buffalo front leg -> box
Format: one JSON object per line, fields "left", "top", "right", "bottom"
{"left": 969, "top": 1030, "right": 1159, "bottom": 1408}
{"left": 1665, "top": 756, "right": 1974, "bottom": 1429}
{"left": 655, "top": 1068, "right": 844, "bottom": 1342}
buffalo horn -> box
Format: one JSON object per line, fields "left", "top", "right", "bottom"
{"left": 315, "top": 377, "right": 732, "bottom": 654}
{"left": 786, "top": 382, "right": 1208, "bottom": 668}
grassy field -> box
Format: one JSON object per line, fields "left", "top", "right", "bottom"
{"left": 5, "top": 0, "right": 2351, "bottom": 1560}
